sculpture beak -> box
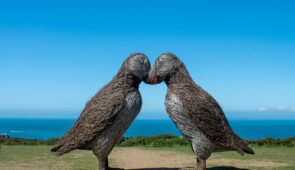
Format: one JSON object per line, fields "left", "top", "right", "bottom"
{"left": 150, "top": 70, "right": 157, "bottom": 84}
{"left": 144, "top": 65, "right": 158, "bottom": 85}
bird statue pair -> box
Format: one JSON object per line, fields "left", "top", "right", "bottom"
{"left": 51, "top": 53, "right": 254, "bottom": 170}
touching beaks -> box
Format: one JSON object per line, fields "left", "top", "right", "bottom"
{"left": 149, "top": 70, "right": 157, "bottom": 84}
{"left": 144, "top": 64, "right": 157, "bottom": 85}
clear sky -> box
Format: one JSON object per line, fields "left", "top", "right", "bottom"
{"left": 1, "top": 0, "right": 295, "bottom": 119}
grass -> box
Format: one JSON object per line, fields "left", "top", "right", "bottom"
{"left": 213, "top": 146, "right": 295, "bottom": 170}
{"left": 0, "top": 145, "right": 97, "bottom": 170}
{"left": 0, "top": 145, "right": 294, "bottom": 170}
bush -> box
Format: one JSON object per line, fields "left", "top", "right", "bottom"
{"left": 246, "top": 137, "right": 295, "bottom": 147}
{"left": 0, "top": 135, "right": 294, "bottom": 148}
{"left": 0, "top": 138, "right": 59, "bottom": 146}
{"left": 116, "top": 134, "right": 189, "bottom": 147}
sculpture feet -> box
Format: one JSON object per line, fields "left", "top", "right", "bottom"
{"left": 99, "top": 157, "right": 109, "bottom": 170}
{"left": 197, "top": 157, "right": 206, "bottom": 170}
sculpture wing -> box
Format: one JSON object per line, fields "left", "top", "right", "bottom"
{"left": 171, "top": 85, "right": 235, "bottom": 147}
{"left": 171, "top": 84, "right": 254, "bottom": 154}
{"left": 51, "top": 85, "right": 125, "bottom": 155}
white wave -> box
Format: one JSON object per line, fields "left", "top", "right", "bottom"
{"left": 10, "top": 130, "right": 24, "bottom": 133}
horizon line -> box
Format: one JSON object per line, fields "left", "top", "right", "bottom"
{"left": 1, "top": 117, "right": 295, "bottom": 121}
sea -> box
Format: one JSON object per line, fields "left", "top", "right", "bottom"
{"left": 0, "top": 118, "right": 295, "bottom": 140}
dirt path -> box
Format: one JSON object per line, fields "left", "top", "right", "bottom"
{"left": 109, "top": 148, "right": 288, "bottom": 170}
{"left": 110, "top": 148, "right": 194, "bottom": 169}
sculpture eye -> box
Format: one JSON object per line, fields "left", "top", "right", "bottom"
{"left": 135, "top": 56, "right": 145, "bottom": 64}
{"left": 139, "top": 59, "right": 145, "bottom": 64}
{"left": 158, "top": 58, "right": 165, "bottom": 65}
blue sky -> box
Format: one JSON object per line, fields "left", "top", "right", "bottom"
{"left": 0, "top": 0, "right": 295, "bottom": 119}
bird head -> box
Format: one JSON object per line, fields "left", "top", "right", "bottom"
{"left": 125, "top": 53, "right": 151, "bottom": 81}
{"left": 145, "top": 52, "right": 182, "bottom": 84}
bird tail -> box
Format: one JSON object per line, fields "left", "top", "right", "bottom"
{"left": 51, "top": 134, "right": 73, "bottom": 156}
{"left": 51, "top": 141, "right": 66, "bottom": 156}
{"left": 233, "top": 138, "right": 255, "bottom": 155}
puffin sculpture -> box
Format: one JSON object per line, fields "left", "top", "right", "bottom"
{"left": 146, "top": 53, "right": 254, "bottom": 170}
{"left": 51, "top": 53, "right": 150, "bottom": 170}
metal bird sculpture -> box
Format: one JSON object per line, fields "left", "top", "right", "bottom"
{"left": 51, "top": 53, "right": 150, "bottom": 170}
{"left": 146, "top": 53, "right": 254, "bottom": 170}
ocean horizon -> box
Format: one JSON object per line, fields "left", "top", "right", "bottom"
{"left": 1, "top": 118, "right": 295, "bottom": 140}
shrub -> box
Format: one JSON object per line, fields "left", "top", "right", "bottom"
{"left": 0, "top": 135, "right": 294, "bottom": 148}
{"left": 116, "top": 134, "right": 189, "bottom": 147}
{"left": 246, "top": 137, "right": 295, "bottom": 147}
{"left": 0, "top": 138, "right": 59, "bottom": 146}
